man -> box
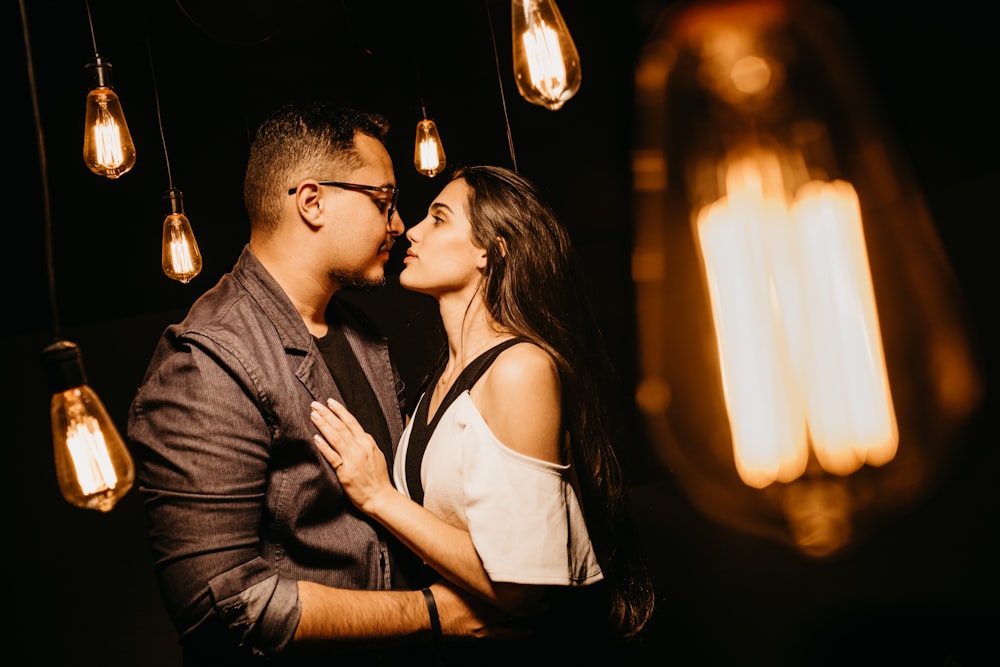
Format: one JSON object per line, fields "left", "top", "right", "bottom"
{"left": 127, "top": 103, "right": 492, "bottom": 665}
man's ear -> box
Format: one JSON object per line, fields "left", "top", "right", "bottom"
{"left": 292, "top": 181, "right": 324, "bottom": 227}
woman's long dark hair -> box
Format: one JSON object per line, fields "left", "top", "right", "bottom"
{"left": 448, "top": 165, "right": 655, "bottom": 639}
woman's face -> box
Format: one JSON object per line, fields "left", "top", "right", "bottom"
{"left": 399, "top": 177, "right": 488, "bottom": 299}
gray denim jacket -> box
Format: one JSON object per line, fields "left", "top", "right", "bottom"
{"left": 127, "top": 245, "right": 406, "bottom": 663}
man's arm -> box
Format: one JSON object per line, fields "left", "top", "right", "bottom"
{"left": 290, "top": 580, "right": 502, "bottom": 650}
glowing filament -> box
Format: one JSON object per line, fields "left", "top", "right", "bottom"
{"left": 419, "top": 138, "right": 440, "bottom": 173}
{"left": 92, "top": 105, "right": 126, "bottom": 169}
{"left": 65, "top": 411, "right": 119, "bottom": 495}
{"left": 170, "top": 239, "right": 195, "bottom": 275}
{"left": 696, "top": 154, "right": 898, "bottom": 487}
{"left": 523, "top": 20, "right": 567, "bottom": 99}
{"left": 83, "top": 86, "right": 135, "bottom": 179}
{"left": 792, "top": 181, "right": 898, "bottom": 473}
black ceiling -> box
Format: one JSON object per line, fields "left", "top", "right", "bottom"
{"left": 12, "top": 0, "right": 998, "bottom": 342}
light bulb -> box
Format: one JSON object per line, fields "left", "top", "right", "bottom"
{"left": 42, "top": 340, "right": 135, "bottom": 513}
{"left": 414, "top": 118, "right": 446, "bottom": 177}
{"left": 511, "top": 0, "right": 581, "bottom": 110}
{"left": 82, "top": 57, "right": 136, "bottom": 179}
{"left": 631, "top": 0, "right": 983, "bottom": 557}
{"left": 161, "top": 188, "right": 202, "bottom": 284}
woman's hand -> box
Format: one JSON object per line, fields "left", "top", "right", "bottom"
{"left": 310, "top": 398, "right": 394, "bottom": 513}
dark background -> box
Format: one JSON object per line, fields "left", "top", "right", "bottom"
{"left": 9, "top": 1, "right": 997, "bottom": 665}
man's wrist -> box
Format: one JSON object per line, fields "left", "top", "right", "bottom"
{"left": 420, "top": 587, "right": 441, "bottom": 644}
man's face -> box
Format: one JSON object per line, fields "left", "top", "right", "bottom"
{"left": 321, "top": 133, "right": 405, "bottom": 290}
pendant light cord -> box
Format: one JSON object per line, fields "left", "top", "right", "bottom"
{"left": 85, "top": 0, "right": 99, "bottom": 57}
{"left": 486, "top": 0, "right": 517, "bottom": 172}
{"left": 20, "top": 0, "right": 60, "bottom": 341}
{"left": 147, "top": 40, "right": 174, "bottom": 189}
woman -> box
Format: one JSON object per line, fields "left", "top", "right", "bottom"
{"left": 310, "top": 165, "right": 654, "bottom": 656}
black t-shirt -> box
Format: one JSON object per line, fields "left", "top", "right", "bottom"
{"left": 313, "top": 312, "right": 428, "bottom": 589}
{"left": 313, "top": 319, "right": 394, "bottom": 468}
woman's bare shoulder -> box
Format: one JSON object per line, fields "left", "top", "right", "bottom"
{"left": 476, "top": 340, "right": 562, "bottom": 463}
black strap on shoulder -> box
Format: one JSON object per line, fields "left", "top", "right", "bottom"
{"left": 405, "top": 337, "right": 529, "bottom": 505}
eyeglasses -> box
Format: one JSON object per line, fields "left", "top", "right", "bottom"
{"left": 288, "top": 181, "right": 399, "bottom": 223}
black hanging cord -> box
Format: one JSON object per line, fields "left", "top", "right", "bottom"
{"left": 20, "top": 0, "right": 60, "bottom": 341}
{"left": 486, "top": 0, "right": 517, "bottom": 172}
{"left": 147, "top": 40, "right": 174, "bottom": 189}
{"left": 173, "top": 0, "right": 301, "bottom": 46}
{"left": 85, "top": 0, "right": 99, "bottom": 57}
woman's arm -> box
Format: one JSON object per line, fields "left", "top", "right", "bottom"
{"left": 310, "top": 399, "right": 543, "bottom": 615}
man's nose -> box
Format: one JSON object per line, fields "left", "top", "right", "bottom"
{"left": 388, "top": 211, "right": 405, "bottom": 236}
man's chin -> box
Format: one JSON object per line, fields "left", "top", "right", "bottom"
{"left": 340, "top": 276, "right": 387, "bottom": 292}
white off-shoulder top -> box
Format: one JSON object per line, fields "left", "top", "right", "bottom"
{"left": 393, "top": 389, "right": 603, "bottom": 586}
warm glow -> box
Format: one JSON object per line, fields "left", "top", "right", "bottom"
{"left": 162, "top": 212, "right": 202, "bottom": 284}
{"left": 511, "top": 0, "right": 581, "bottom": 110}
{"left": 419, "top": 139, "right": 440, "bottom": 172}
{"left": 49, "top": 381, "right": 134, "bottom": 513}
{"left": 93, "top": 111, "right": 126, "bottom": 169}
{"left": 696, "top": 152, "right": 897, "bottom": 488}
{"left": 730, "top": 55, "right": 771, "bottom": 94}
{"left": 696, "top": 155, "right": 809, "bottom": 488}
{"left": 523, "top": 20, "right": 567, "bottom": 99}
{"left": 632, "top": 0, "right": 983, "bottom": 558}
{"left": 82, "top": 87, "right": 136, "bottom": 179}
{"left": 791, "top": 180, "right": 898, "bottom": 472}
{"left": 63, "top": 399, "right": 119, "bottom": 495}
{"left": 171, "top": 239, "right": 195, "bottom": 275}
{"left": 413, "top": 118, "right": 446, "bottom": 177}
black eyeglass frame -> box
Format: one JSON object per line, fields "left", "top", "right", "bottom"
{"left": 288, "top": 181, "right": 399, "bottom": 223}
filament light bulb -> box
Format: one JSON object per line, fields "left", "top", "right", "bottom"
{"left": 414, "top": 118, "right": 446, "bottom": 177}
{"left": 43, "top": 341, "right": 134, "bottom": 513}
{"left": 161, "top": 189, "right": 202, "bottom": 284}
{"left": 511, "top": 0, "right": 581, "bottom": 110}
{"left": 631, "top": 0, "right": 983, "bottom": 557}
{"left": 82, "top": 57, "right": 136, "bottom": 180}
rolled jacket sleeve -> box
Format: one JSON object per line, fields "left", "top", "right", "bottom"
{"left": 130, "top": 333, "right": 301, "bottom": 656}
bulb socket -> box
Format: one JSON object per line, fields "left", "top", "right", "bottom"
{"left": 164, "top": 188, "right": 185, "bottom": 215}
{"left": 85, "top": 56, "right": 114, "bottom": 89}
{"left": 42, "top": 340, "right": 87, "bottom": 393}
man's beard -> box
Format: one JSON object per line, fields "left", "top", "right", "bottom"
{"left": 330, "top": 267, "right": 387, "bottom": 292}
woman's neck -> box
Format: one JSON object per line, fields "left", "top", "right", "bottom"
{"left": 436, "top": 301, "right": 510, "bottom": 387}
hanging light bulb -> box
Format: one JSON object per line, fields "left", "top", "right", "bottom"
{"left": 631, "top": 0, "right": 983, "bottom": 557}
{"left": 83, "top": 56, "right": 136, "bottom": 179}
{"left": 511, "top": 0, "right": 581, "bottom": 110}
{"left": 161, "top": 188, "right": 202, "bottom": 284}
{"left": 414, "top": 102, "right": 446, "bottom": 177}
{"left": 43, "top": 340, "right": 135, "bottom": 513}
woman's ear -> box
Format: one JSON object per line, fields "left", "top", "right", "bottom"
{"left": 478, "top": 237, "right": 505, "bottom": 269}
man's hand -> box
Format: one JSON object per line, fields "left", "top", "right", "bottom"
{"left": 430, "top": 580, "right": 531, "bottom": 641}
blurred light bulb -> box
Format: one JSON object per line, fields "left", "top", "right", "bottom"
{"left": 42, "top": 340, "right": 134, "bottom": 513}
{"left": 511, "top": 0, "right": 581, "bottom": 110}
{"left": 414, "top": 117, "right": 446, "bottom": 177}
{"left": 161, "top": 188, "right": 202, "bottom": 284}
{"left": 82, "top": 57, "right": 136, "bottom": 179}
{"left": 631, "top": 0, "right": 983, "bottom": 557}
